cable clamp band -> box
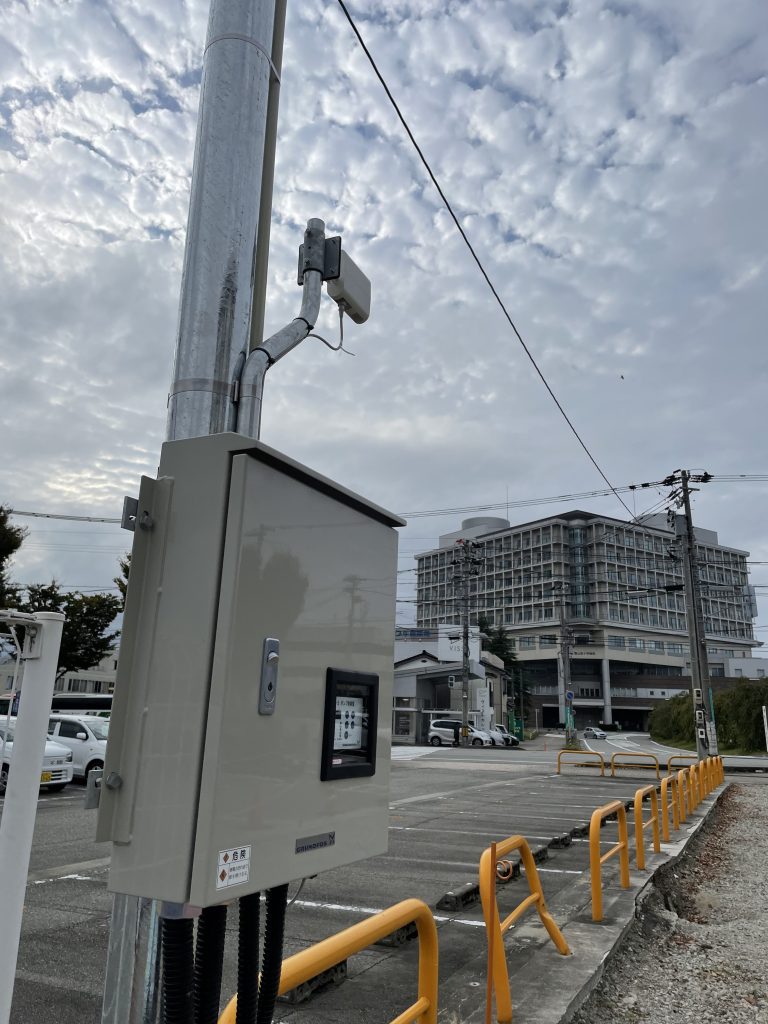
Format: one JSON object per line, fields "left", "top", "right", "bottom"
{"left": 204, "top": 33, "right": 281, "bottom": 82}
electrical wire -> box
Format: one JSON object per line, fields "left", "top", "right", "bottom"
{"left": 334, "top": 0, "right": 634, "bottom": 518}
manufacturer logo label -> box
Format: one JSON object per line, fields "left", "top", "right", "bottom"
{"left": 296, "top": 831, "right": 336, "bottom": 854}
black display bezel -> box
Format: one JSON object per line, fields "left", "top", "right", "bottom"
{"left": 321, "top": 669, "right": 379, "bottom": 781}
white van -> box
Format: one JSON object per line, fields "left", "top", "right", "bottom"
{"left": 428, "top": 719, "right": 492, "bottom": 747}
{"left": 47, "top": 714, "right": 109, "bottom": 781}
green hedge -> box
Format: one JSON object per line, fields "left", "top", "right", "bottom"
{"left": 648, "top": 682, "right": 768, "bottom": 753}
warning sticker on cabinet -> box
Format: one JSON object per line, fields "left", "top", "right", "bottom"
{"left": 216, "top": 845, "right": 251, "bottom": 890}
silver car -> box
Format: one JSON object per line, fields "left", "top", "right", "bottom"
{"left": 583, "top": 727, "right": 607, "bottom": 740}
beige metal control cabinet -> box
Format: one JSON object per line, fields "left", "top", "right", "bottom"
{"left": 97, "top": 433, "right": 402, "bottom": 908}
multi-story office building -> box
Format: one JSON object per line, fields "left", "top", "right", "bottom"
{"left": 415, "top": 511, "right": 760, "bottom": 730}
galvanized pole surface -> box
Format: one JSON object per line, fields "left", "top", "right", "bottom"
{"left": 166, "top": 0, "right": 281, "bottom": 442}
{"left": 677, "top": 472, "right": 717, "bottom": 758}
{"left": 103, "top": 0, "right": 283, "bottom": 1020}
{"left": 0, "top": 612, "right": 65, "bottom": 1024}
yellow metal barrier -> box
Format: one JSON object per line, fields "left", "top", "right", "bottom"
{"left": 698, "top": 759, "right": 709, "bottom": 797}
{"left": 589, "top": 800, "right": 630, "bottom": 922}
{"left": 659, "top": 774, "right": 680, "bottom": 842}
{"left": 557, "top": 750, "right": 605, "bottom": 776}
{"left": 633, "top": 785, "right": 661, "bottom": 869}
{"left": 687, "top": 763, "right": 700, "bottom": 810}
{"left": 676, "top": 769, "right": 689, "bottom": 823}
{"left": 479, "top": 835, "right": 570, "bottom": 1022}
{"left": 667, "top": 754, "right": 697, "bottom": 774}
{"left": 217, "top": 898, "right": 438, "bottom": 1024}
{"left": 716, "top": 755, "right": 725, "bottom": 784}
{"left": 610, "top": 752, "right": 660, "bottom": 779}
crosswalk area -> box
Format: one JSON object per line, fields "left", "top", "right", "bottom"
{"left": 390, "top": 745, "right": 433, "bottom": 761}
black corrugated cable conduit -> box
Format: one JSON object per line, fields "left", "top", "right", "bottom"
{"left": 236, "top": 892, "right": 261, "bottom": 1024}
{"left": 193, "top": 904, "right": 228, "bottom": 1024}
{"left": 161, "top": 917, "right": 194, "bottom": 1024}
{"left": 256, "top": 884, "right": 289, "bottom": 1024}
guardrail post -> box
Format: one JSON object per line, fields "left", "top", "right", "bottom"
{"left": 557, "top": 750, "right": 605, "bottom": 776}
{"left": 609, "top": 752, "right": 660, "bottom": 778}
{"left": 633, "top": 786, "right": 660, "bottom": 870}
{"left": 479, "top": 835, "right": 569, "bottom": 1023}
{"left": 676, "top": 769, "right": 688, "bottom": 822}
{"left": 589, "top": 802, "right": 630, "bottom": 923}
{"left": 659, "top": 774, "right": 679, "bottom": 842}
{"left": 217, "top": 899, "right": 438, "bottom": 1024}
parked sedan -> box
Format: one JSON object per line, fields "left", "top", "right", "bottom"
{"left": 0, "top": 723, "right": 74, "bottom": 794}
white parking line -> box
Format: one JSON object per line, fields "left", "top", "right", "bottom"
{"left": 293, "top": 898, "right": 485, "bottom": 928}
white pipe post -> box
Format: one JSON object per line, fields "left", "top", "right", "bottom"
{"left": 0, "top": 612, "right": 64, "bottom": 1024}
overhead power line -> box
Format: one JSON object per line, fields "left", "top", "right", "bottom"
{"left": 334, "top": 0, "right": 634, "bottom": 520}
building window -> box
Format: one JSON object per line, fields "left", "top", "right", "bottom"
{"left": 608, "top": 637, "right": 625, "bottom": 648}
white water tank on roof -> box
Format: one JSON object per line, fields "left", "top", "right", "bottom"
{"left": 460, "top": 517, "right": 510, "bottom": 533}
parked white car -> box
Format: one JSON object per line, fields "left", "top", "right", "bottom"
{"left": 47, "top": 714, "right": 109, "bottom": 781}
{"left": 0, "top": 722, "right": 74, "bottom": 795}
{"left": 428, "top": 719, "right": 492, "bottom": 747}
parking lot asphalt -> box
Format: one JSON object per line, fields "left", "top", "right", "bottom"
{"left": 1, "top": 740, "right": 745, "bottom": 1023}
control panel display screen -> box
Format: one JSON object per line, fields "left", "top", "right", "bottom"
{"left": 322, "top": 669, "right": 379, "bottom": 780}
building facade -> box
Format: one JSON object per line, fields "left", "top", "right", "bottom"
{"left": 416, "top": 511, "right": 759, "bottom": 730}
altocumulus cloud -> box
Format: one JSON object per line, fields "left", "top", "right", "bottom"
{"left": 0, "top": 0, "right": 766, "bottom": 619}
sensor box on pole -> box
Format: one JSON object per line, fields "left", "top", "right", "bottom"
{"left": 97, "top": 433, "right": 402, "bottom": 908}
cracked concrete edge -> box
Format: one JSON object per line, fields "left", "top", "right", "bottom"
{"left": 513, "top": 782, "right": 731, "bottom": 1024}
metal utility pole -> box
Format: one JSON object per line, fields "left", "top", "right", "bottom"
{"left": 103, "top": 0, "right": 288, "bottom": 1020}
{"left": 664, "top": 469, "right": 717, "bottom": 759}
{"left": 451, "top": 540, "right": 483, "bottom": 747}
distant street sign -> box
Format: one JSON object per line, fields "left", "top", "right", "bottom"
{"left": 565, "top": 690, "right": 574, "bottom": 702}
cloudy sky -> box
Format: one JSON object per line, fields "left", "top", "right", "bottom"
{"left": 1, "top": 0, "right": 766, "bottom": 629}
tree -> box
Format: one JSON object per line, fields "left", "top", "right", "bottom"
{"left": 20, "top": 582, "right": 121, "bottom": 679}
{"left": 0, "top": 505, "right": 26, "bottom": 608}
{"left": 114, "top": 552, "right": 131, "bottom": 609}
{"left": 477, "top": 614, "right": 530, "bottom": 721}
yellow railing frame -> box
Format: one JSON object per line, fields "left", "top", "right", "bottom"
{"left": 217, "top": 898, "right": 438, "bottom": 1024}
{"left": 633, "top": 785, "right": 661, "bottom": 869}
{"left": 609, "top": 752, "right": 660, "bottom": 779}
{"left": 676, "top": 769, "right": 689, "bottom": 822}
{"left": 557, "top": 750, "right": 605, "bottom": 776}
{"left": 589, "top": 800, "right": 630, "bottom": 922}
{"left": 659, "top": 774, "right": 679, "bottom": 842}
{"left": 667, "top": 754, "right": 697, "bottom": 774}
{"left": 479, "top": 835, "right": 570, "bottom": 1023}
{"left": 687, "top": 763, "right": 700, "bottom": 810}
{"left": 698, "top": 759, "right": 709, "bottom": 797}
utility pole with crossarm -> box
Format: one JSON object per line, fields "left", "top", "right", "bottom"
{"left": 663, "top": 469, "right": 718, "bottom": 759}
